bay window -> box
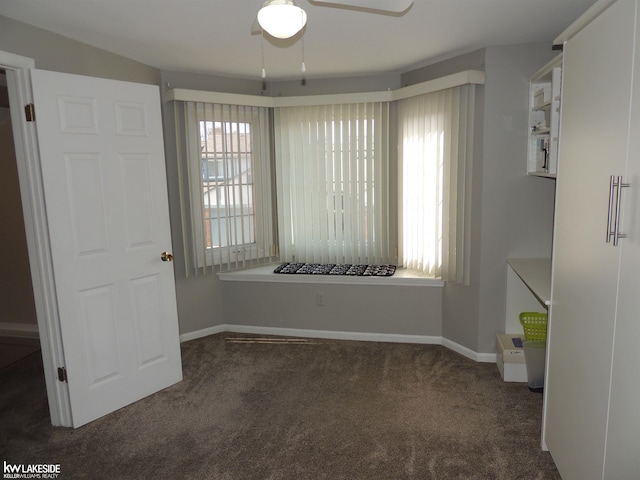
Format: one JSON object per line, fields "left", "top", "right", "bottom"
{"left": 172, "top": 74, "right": 478, "bottom": 282}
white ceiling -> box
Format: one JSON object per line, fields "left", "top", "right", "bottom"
{"left": 0, "top": 0, "right": 598, "bottom": 81}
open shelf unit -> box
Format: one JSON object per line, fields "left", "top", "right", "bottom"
{"left": 527, "top": 54, "right": 563, "bottom": 177}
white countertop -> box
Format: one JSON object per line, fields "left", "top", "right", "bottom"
{"left": 506, "top": 258, "right": 551, "bottom": 306}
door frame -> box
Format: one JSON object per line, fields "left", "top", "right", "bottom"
{"left": 1, "top": 50, "right": 72, "bottom": 426}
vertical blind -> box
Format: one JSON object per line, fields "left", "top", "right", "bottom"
{"left": 398, "top": 85, "right": 475, "bottom": 285}
{"left": 274, "top": 102, "right": 392, "bottom": 265}
{"left": 175, "top": 101, "right": 274, "bottom": 275}
{"left": 173, "top": 82, "right": 477, "bottom": 279}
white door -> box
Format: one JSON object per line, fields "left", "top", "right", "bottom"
{"left": 604, "top": 2, "right": 640, "bottom": 477}
{"left": 31, "top": 69, "right": 182, "bottom": 428}
{"left": 544, "top": 0, "right": 635, "bottom": 477}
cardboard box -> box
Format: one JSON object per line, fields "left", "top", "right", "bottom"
{"left": 496, "top": 334, "right": 527, "bottom": 382}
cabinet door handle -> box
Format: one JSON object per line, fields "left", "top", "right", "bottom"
{"left": 607, "top": 175, "right": 616, "bottom": 243}
{"left": 607, "top": 175, "right": 630, "bottom": 246}
{"left": 613, "top": 175, "right": 630, "bottom": 246}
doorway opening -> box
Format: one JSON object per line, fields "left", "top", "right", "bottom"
{"left": 0, "top": 68, "right": 41, "bottom": 369}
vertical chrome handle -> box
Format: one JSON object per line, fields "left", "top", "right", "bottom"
{"left": 607, "top": 176, "right": 630, "bottom": 246}
{"left": 607, "top": 175, "right": 616, "bottom": 243}
{"left": 613, "top": 176, "right": 630, "bottom": 246}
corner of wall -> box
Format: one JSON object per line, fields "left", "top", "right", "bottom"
{"left": 476, "top": 43, "right": 558, "bottom": 355}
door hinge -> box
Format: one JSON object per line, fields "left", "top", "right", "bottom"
{"left": 57, "top": 367, "right": 68, "bottom": 383}
{"left": 25, "top": 103, "right": 35, "bottom": 122}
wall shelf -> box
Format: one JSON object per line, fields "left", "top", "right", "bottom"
{"left": 527, "top": 54, "right": 563, "bottom": 178}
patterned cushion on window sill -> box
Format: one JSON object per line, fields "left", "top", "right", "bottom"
{"left": 274, "top": 263, "right": 396, "bottom": 277}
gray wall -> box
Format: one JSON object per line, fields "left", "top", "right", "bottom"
{"left": 475, "top": 44, "right": 557, "bottom": 353}
{"left": 269, "top": 73, "right": 401, "bottom": 96}
{"left": 221, "top": 281, "right": 442, "bottom": 337}
{"left": 459, "top": 44, "right": 557, "bottom": 353}
{"left": 0, "top": 16, "right": 159, "bottom": 84}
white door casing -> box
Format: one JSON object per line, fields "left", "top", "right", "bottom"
{"left": 31, "top": 69, "right": 182, "bottom": 427}
{"left": 1, "top": 51, "right": 71, "bottom": 426}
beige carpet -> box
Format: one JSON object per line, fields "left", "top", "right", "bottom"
{"left": 0, "top": 333, "right": 560, "bottom": 479}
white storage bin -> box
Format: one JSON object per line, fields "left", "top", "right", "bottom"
{"left": 496, "top": 334, "right": 527, "bottom": 382}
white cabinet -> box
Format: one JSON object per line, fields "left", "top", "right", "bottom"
{"left": 543, "top": 0, "right": 640, "bottom": 478}
{"left": 527, "top": 54, "right": 562, "bottom": 177}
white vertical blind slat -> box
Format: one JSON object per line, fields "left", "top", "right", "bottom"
{"left": 256, "top": 107, "right": 271, "bottom": 262}
{"left": 326, "top": 107, "right": 336, "bottom": 261}
{"left": 192, "top": 102, "right": 208, "bottom": 275}
{"left": 356, "top": 104, "right": 365, "bottom": 261}
{"left": 376, "top": 102, "right": 390, "bottom": 264}
{"left": 319, "top": 111, "right": 327, "bottom": 260}
{"left": 337, "top": 108, "right": 345, "bottom": 261}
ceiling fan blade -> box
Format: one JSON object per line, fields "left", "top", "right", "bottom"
{"left": 310, "top": 0, "right": 413, "bottom": 14}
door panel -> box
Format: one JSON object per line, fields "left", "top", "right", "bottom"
{"left": 545, "top": 0, "right": 635, "bottom": 477}
{"left": 604, "top": 2, "right": 640, "bottom": 477}
{"left": 79, "top": 284, "right": 120, "bottom": 386}
{"left": 66, "top": 153, "right": 109, "bottom": 255}
{"left": 121, "top": 154, "right": 155, "bottom": 248}
{"left": 31, "top": 69, "right": 182, "bottom": 427}
{"left": 130, "top": 274, "right": 166, "bottom": 366}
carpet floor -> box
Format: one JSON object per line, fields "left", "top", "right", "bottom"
{"left": 0, "top": 335, "right": 41, "bottom": 369}
{"left": 0, "top": 333, "right": 561, "bottom": 479}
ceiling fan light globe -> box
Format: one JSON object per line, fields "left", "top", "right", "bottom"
{"left": 258, "top": 1, "right": 307, "bottom": 39}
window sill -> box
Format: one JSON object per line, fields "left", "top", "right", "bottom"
{"left": 217, "top": 263, "right": 444, "bottom": 287}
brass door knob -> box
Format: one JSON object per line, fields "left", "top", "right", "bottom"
{"left": 160, "top": 251, "right": 174, "bottom": 262}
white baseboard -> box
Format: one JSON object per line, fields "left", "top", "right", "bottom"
{"left": 0, "top": 322, "right": 39, "bottom": 338}
{"left": 441, "top": 337, "right": 497, "bottom": 363}
{"left": 476, "top": 352, "right": 498, "bottom": 363}
{"left": 180, "top": 324, "right": 497, "bottom": 363}
{"left": 179, "top": 325, "right": 226, "bottom": 343}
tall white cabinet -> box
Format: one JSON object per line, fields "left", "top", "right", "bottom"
{"left": 544, "top": 0, "right": 640, "bottom": 478}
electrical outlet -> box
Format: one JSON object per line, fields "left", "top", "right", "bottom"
{"left": 316, "top": 291, "right": 325, "bottom": 306}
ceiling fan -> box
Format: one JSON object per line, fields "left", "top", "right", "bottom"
{"left": 252, "top": 0, "right": 414, "bottom": 39}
